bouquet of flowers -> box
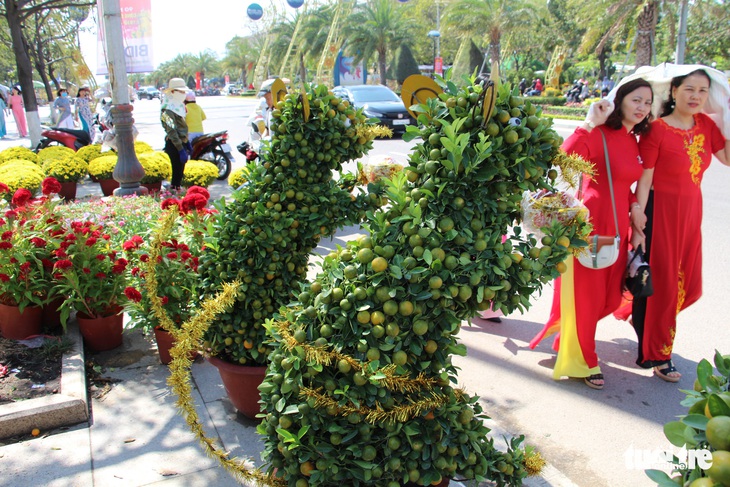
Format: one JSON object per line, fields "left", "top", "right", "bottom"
{"left": 521, "top": 189, "right": 590, "bottom": 239}
{"left": 357, "top": 156, "right": 403, "bottom": 185}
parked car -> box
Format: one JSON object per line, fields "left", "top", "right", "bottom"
{"left": 332, "top": 84, "right": 413, "bottom": 133}
{"left": 222, "top": 84, "right": 243, "bottom": 96}
{"left": 136, "top": 86, "right": 160, "bottom": 100}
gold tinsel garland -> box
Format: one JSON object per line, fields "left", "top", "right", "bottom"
{"left": 549, "top": 150, "right": 595, "bottom": 189}
{"left": 143, "top": 209, "right": 285, "bottom": 487}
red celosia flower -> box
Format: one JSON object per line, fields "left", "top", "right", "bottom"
{"left": 54, "top": 259, "right": 73, "bottom": 270}
{"left": 180, "top": 251, "right": 192, "bottom": 261}
{"left": 160, "top": 296, "right": 169, "bottom": 305}
{"left": 1, "top": 231, "right": 11, "bottom": 241}
{"left": 102, "top": 234, "right": 111, "bottom": 241}
{"left": 166, "top": 252, "right": 178, "bottom": 260}
{"left": 186, "top": 186, "right": 210, "bottom": 201}
{"left": 123, "top": 235, "right": 144, "bottom": 251}
{"left": 0, "top": 242, "right": 12, "bottom": 250}
{"left": 42, "top": 177, "right": 62, "bottom": 196}
{"left": 0, "top": 274, "right": 9, "bottom": 282}
{"left": 11, "top": 188, "right": 32, "bottom": 207}
{"left": 19, "top": 262, "right": 31, "bottom": 272}
{"left": 140, "top": 254, "right": 149, "bottom": 262}
{"left": 95, "top": 272, "right": 106, "bottom": 279}
{"left": 0, "top": 182, "right": 9, "bottom": 194}
{"left": 161, "top": 198, "right": 181, "bottom": 210}
{"left": 182, "top": 193, "right": 207, "bottom": 212}
{"left": 95, "top": 254, "right": 106, "bottom": 261}
{"left": 83, "top": 267, "right": 91, "bottom": 274}
{"left": 30, "top": 237, "right": 47, "bottom": 248}
{"left": 41, "top": 258, "right": 53, "bottom": 268}
{"left": 131, "top": 267, "right": 140, "bottom": 276}
{"left": 9, "top": 257, "right": 17, "bottom": 264}
{"left": 85, "top": 237, "right": 98, "bottom": 247}
{"left": 4, "top": 210, "right": 17, "bottom": 219}
{"left": 124, "top": 287, "right": 143, "bottom": 303}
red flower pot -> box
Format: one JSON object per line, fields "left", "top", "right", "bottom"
{"left": 0, "top": 303, "right": 43, "bottom": 340}
{"left": 153, "top": 326, "right": 199, "bottom": 365}
{"left": 98, "top": 178, "right": 120, "bottom": 196}
{"left": 58, "top": 181, "right": 77, "bottom": 201}
{"left": 207, "top": 356, "right": 266, "bottom": 419}
{"left": 76, "top": 312, "right": 124, "bottom": 352}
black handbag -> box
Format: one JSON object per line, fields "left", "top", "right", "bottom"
{"left": 625, "top": 248, "right": 653, "bottom": 298}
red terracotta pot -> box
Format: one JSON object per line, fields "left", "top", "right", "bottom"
{"left": 153, "top": 326, "right": 199, "bottom": 365}
{"left": 76, "top": 312, "right": 124, "bottom": 352}
{"left": 142, "top": 181, "right": 162, "bottom": 194}
{"left": 207, "top": 356, "right": 266, "bottom": 419}
{"left": 0, "top": 303, "right": 43, "bottom": 340}
{"left": 98, "top": 178, "right": 120, "bottom": 196}
{"left": 58, "top": 181, "right": 77, "bottom": 201}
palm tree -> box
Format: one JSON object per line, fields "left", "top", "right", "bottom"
{"left": 222, "top": 36, "right": 258, "bottom": 85}
{"left": 342, "top": 0, "right": 413, "bottom": 85}
{"left": 189, "top": 49, "right": 221, "bottom": 87}
{"left": 569, "top": 0, "right": 676, "bottom": 70}
{"left": 443, "top": 0, "right": 535, "bottom": 67}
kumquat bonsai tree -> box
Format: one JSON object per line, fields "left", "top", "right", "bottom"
{"left": 197, "top": 83, "right": 388, "bottom": 367}
{"left": 257, "top": 74, "right": 591, "bottom": 486}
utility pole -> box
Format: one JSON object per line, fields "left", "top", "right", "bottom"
{"left": 101, "top": 0, "right": 147, "bottom": 196}
{"left": 675, "top": 0, "right": 689, "bottom": 64}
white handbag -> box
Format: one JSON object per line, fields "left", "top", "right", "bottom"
{"left": 576, "top": 129, "right": 620, "bottom": 270}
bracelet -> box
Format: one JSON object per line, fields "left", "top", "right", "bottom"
{"left": 630, "top": 203, "right": 641, "bottom": 210}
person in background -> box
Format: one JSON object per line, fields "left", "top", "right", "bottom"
{"left": 74, "top": 87, "right": 95, "bottom": 141}
{"left": 518, "top": 78, "right": 527, "bottom": 96}
{"left": 53, "top": 88, "right": 75, "bottom": 129}
{"left": 247, "top": 78, "right": 276, "bottom": 151}
{"left": 629, "top": 69, "right": 730, "bottom": 383}
{"left": 8, "top": 86, "right": 27, "bottom": 137}
{"left": 160, "top": 78, "right": 190, "bottom": 190}
{"left": 529, "top": 78, "right": 654, "bottom": 390}
{"left": 0, "top": 91, "right": 7, "bottom": 138}
{"left": 184, "top": 91, "right": 206, "bottom": 143}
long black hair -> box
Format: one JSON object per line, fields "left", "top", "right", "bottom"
{"left": 660, "top": 69, "right": 711, "bottom": 117}
{"left": 605, "top": 78, "right": 653, "bottom": 135}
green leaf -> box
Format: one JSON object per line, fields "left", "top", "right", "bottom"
{"left": 664, "top": 421, "right": 688, "bottom": 447}
{"left": 644, "top": 469, "right": 680, "bottom": 486}
{"left": 682, "top": 414, "right": 709, "bottom": 431}
{"left": 696, "top": 359, "right": 713, "bottom": 390}
{"left": 714, "top": 350, "right": 730, "bottom": 376}
{"left": 707, "top": 394, "right": 730, "bottom": 417}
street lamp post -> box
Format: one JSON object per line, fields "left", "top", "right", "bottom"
{"left": 427, "top": 30, "right": 441, "bottom": 79}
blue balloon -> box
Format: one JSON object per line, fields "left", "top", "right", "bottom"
{"left": 287, "top": 0, "right": 304, "bottom": 8}
{"left": 247, "top": 3, "right": 264, "bottom": 20}
{"left": 397, "top": 0, "right": 409, "bottom": 3}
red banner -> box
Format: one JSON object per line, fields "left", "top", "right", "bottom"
{"left": 196, "top": 72, "right": 201, "bottom": 89}
{"left": 434, "top": 57, "right": 443, "bottom": 76}
{"left": 97, "top": 0, "right": 154, "bottom": 74}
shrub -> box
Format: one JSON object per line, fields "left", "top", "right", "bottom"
{"left": 0, "top": 147, "right": 39, "bottom": 165}
{"left": 0, "top": 160, "right": 46, "bottom": 196}
{"left": 543, "top": 87, "right": 562, "bottom": 97}
{"left": 42, "top": 154, "right": 89, "bottom": 183}
{"left": 227, "top": 164, "right": 255, "bottom": 188}
{"left": 37, "top": 146, "right": 75, "bottom": 164}
{"left": 88, "top": 154, "right": 118, "bottom": 180}
{"left": 76, "top": 144, "right": 104, "bottom": 163}
{"left": 527, "top": 96, "right": 566, "bottom": 106}
{"left": 182, "top": 160, "right": 217, "bottom": 188}
{"left": 138, "top": 152, "right": 172, "bottom": 183}
{"left": 134, "top": 141, "right": 155, "bottom": 154}
{"left": 541, "top": 105, "right": 588, "bottom": 117}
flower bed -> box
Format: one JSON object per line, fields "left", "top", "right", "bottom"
{"left": 182, "top": 160, "right": 217, "bottom": 188}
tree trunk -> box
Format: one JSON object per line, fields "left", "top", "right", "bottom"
{"left": 635, "top": 1, "right": 657, "bottom": 68}
{"left": 488, "top": 42, "right": 501, "bottom": 66}
{"left": 299, "top": 51, "right": 306, "bottom": 84}
{"left": 598, "top": 47, "right": 607, "bottom": 80}
{"left": 5, "top": 0, "right": 41, "bottom": 146}
{"left": 378, "top": 48, "right": 387, "bottom": 85}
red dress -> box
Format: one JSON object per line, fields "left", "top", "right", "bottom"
{"left": 636, "top": 114, "right": 725, "bottom": 364}
{"left": 529, "top": 126, "right": 643, "bottom": 378}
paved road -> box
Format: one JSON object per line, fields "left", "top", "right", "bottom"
{"left": 5, "top": 96, "right": 730, "bottom": 486}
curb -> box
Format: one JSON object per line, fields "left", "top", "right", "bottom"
{"left": 0, "top": 321, "right": 88, "bottom": 439}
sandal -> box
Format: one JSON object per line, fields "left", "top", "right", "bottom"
{"left": 654, "top": 362, "right": 681, "bottom": 383}
{"left": 584, "top": 374, "right": 604, "bottom": 390}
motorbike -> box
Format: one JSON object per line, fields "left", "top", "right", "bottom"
{"left": 190, "top": 131, "right": 234, "bottom": 180}
{"left": 37, "top": 103, "right": 113, "bottom": 151}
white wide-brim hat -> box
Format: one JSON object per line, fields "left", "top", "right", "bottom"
{"left": 607, "top": 63, "right": 730, "bottom": 120}
{"left": 165, "top": 78, "right": 188, "bottom": 93}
